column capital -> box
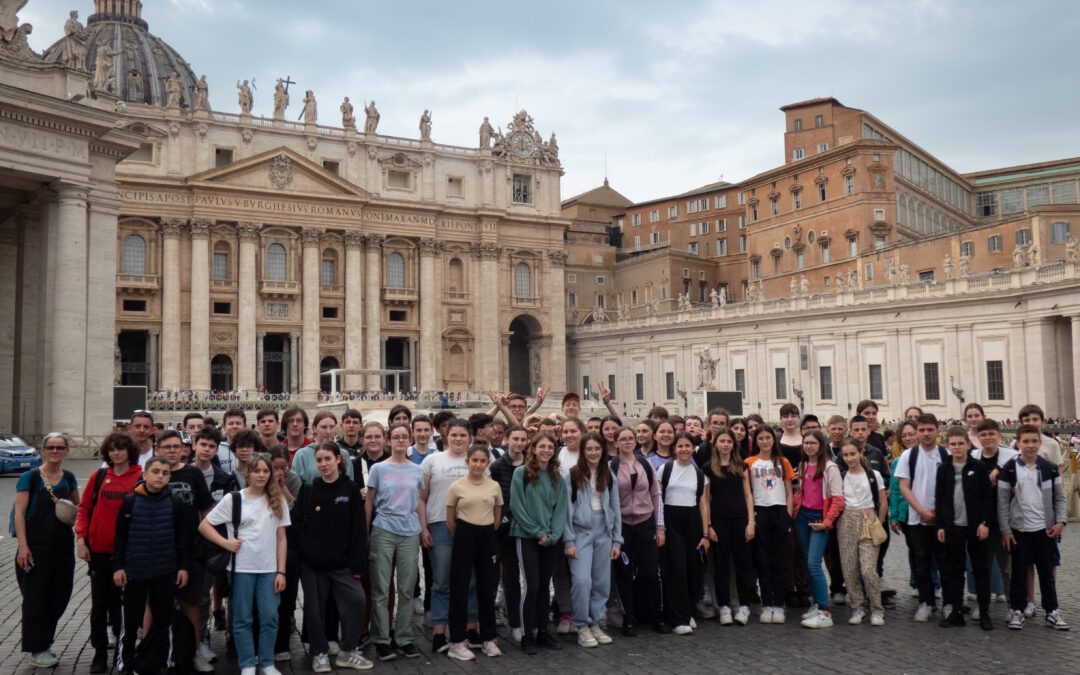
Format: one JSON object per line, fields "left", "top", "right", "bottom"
{"left": 237, "top": 221, "right": 261, "bottom": 241}
{"left": 300, "top": 227, "right": 322, "bottom": 248}
{"left": 190, "top": 219, "right": 212, "bottom": 238}
{"left": 418, "top": 237, "right": 442, "bottom": 257}
{"left": 364, "top": 233, "right": 386, "bottom": 251}
{"left": 548, "top": 250, "right": 569, "bottom": 268}
{"left": 344, "top": 231, "right": 365, "bottom": 251}
{"left": 472, "top": 242, "right": 501, "bottom": 261}
{"left": 160, "top": 218, "right": 187, "bottom": 239}
{"left": 54, "top": 183, "right": 89, "bottom": 204}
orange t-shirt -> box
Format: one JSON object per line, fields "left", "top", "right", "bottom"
{"left": 745, "top": 455, "right": 794, "bottom": 507}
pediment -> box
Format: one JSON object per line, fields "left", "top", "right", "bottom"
{"left": 117, "top": 121, "right": 170, "bottom": 138}
{"left": 187, "top": 147, "right": 369, "bottom": 199}
{"left": 377, "top": 152, "right": 423, "bottom": 169}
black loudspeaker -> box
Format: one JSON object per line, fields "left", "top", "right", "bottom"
{"left": 113, "top": 386, "right": 148, "bottom": 421}
{"left": 704, "top": 391, "right": 743, "bottom": 416}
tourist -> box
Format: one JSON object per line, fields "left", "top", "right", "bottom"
{"left": 934, "top": 427, "right": 994, "bottom": 630}
{"left": 295, "top": 443, "right": 372, "bottom": 671}
{"left": 409, "top": 415, "right": 437, "bottom": 465}
{"left": 553, "top": 418, "right": 587, "bottom": 632}
{"left": 895, "top": 413, "right": 949, "bottom": 621}
{"left": 365, "top": 423, "right": 424, "bottom": 662}
{"left": 904, "top": 406, "right": 924, "bottom": 423}
{"left": 963, "top": 403, "right": 986, "bottom": 451}
{"left": 849, "top": 413, "right": 893, "bottom": 599}
{"left": 419, "top": 419, "right": 476, "bottom": 654}
{"left": 973, "top": 418, "right": 1018, "bottom": 603}
{"left": 729, "top": 417, "right": 750, "bottom": 457}
{"left": 856, "top": 400, "right": 887, "bottom": 453}
{"left": 611, "top": 426, "right": 667, "bottom": 635}
{"left": 338, "top": 409, "right": 364, "bottom": 459}
{"left": 889, "top": 420, "right": 937, "bottom": 598}
{"left": 199, "top": 456, "right": 290, "bottom": 675}
{"left": 635, "top": 419, "right": 657, "bottom": 457}
{"left": 268, "top": 445, "right": 303, "bottom": 662}
{"left": 585, "top": 417, "right": 602, "bottom": 435}
{"left": 647, "top": 406, "right": 669, "bottom": 423}
{"left": 445, "top": 445, "right": 504, "bottom": 660}
{"left": 600, "top": 415, "right": 623, "bottom": 457}
{"left": 837, "top": 438, "right": 887, "bottom": 626}
{"left": 999, "top": 424, "right": 1068, "bottom": 631}
{"left": 355, "top": 422, "right": 389, "bottom": 492}
{"left": 745, "top": 414, "right": 765, "bottom": 447}
{"left": 796, "top": 429, "right": 844, "bottom": 629}
{"left": 777, "top": 403, "right": 808, "bottom": 609}
{"left": 647, "top": 420, "right": 675, "bottom": 472}
{"left": 14, "top": 433, "right": 80, "bottom": 669}
{"left": 510, "top": 432, "right": 568, "bottom": 655}
{"left": 658, "top": 432, "right": 709, "bottom": 635}
{"left": 563, "top": 432, "right": 621, "bottom": 648}
{"left": 129, "top": 410, "right": 156, "bottom": 467}
{"left": 825, "top": 414, "right": 847, "bottom": 462}
{"left": 75, "top": 432, "right": 142, "bottom": 673}
{"left": 218, "top": 408, "right": 246, "bottom": 474}
{"left": 704, "top": 428, "right": 754, "bottom": 626}
{"left": 183, "top": 412, "right": 206, "bottom": 439}
{"left": 746, "top": 425, "right": 794, "bottom": 623}
{"left": 388, "top": 404, "right": 412, "bottom": 426}
{"left": 230, "top": 429, "right": 262, "bottom": 488}
{"left": 256, "top": 408, "right": 281, "bottom": 450}
{"left": 489, "top": 424, "right": 529, "bottom": 642}
{"left": 1017, "top": 404, "right": 1064, "bottom": 618}
{"left": 280, "top": 407, "right": 311, "bottom": 463}
{"left": 777, "top": 403, "right": 804, "bottom": 469}
{"left": 293, "top": 412, "right": 349, "bottom": 484}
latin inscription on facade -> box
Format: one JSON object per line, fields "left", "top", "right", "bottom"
{"left": 0, "top": 120, "right": 89, "bottom": 162}
{"left": 266, "top": 302, "right": 289, "bottom": 318}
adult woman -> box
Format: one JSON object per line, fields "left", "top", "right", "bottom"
{"left": 745, "top": 426, "right": 794, "bottom": 623}
{"left": 963, "top": 403, "right": 986, "bottom": 451}
{"left": 838, "top": 438, "right": 888, "bottom": 626}
{"left": 365, "top": 423, "right": 424, "bottom": 661}
{"left": 511, "top": 433, "right": 568, "bottom": 655}
{"left": 75, "top": 432, "right": 142, "bottom": 672}
{"left": 14, "top": 432, "right": 80, "bottom": 668}
{"left": 647, "top": 421, "right": 676, "bottom": 472}
{"left": 295, "top": 443, "right": 371, "bottom": 672}
{"left": 612, "top": 426, "right": 667, "bottom": 636}
{"left": 564, "top": 432, "right": 621, "bottom": 648}
{"left": 704, "top": 428, "right": 754, "bottom": 625}
{"left": 200, "top": 456, "right": 290, "bottom": 675}
{"left": 658, "top": 432, "right": 709, "bottom": 635}
{"left": 795, "top": 430, "right": 845, "bottom": 629}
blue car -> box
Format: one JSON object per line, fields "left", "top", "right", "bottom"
{"left": 0, "top": 435, "right": 43, "bottom": 474}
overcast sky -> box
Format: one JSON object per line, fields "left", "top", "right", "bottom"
{"left": 21, "top": 0, "right": 1080, "bottom": 203}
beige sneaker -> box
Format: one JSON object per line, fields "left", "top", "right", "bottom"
{"left": 482, "top": 640, "right": 502, "bottom": 657}
{"left": 590, "top": 624, "right": 613, "bottom": 644}
{"left": 577, "top": 626, "right": 598, "bottom": 648}
{"left": 447, "top": 642, "right": 476, "bottom": 661}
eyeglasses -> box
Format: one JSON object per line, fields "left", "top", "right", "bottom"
{"left": 43, "top": 445, "right": 68, "bottom": 451}
{"left": 253, "top": 452, "right": 271, "bottom": 459}
{"left": 156, "top": 443, "right": 183, "bottom": 451}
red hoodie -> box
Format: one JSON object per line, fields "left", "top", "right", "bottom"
{"left": 75, "top": 465, "right": 143, "bottom": 554}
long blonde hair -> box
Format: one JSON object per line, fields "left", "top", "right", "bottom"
{"left": 249, "top": 455, "right": 285, "bottom": 520}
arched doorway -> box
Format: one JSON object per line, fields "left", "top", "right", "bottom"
{"left": 210, "top": 354, "right": 233, "bottom": 392}
{"left": 320, "top": 356, "right": 340, "bottom": 393}
{"left": 508, "top": 315, "right": 542, "bottom": 396}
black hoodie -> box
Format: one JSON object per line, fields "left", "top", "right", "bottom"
{"left": 295, "top": 474, "right": 368, "bottom": 575}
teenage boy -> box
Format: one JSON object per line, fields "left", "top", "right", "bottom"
{"left": 256, "top": 408, "right": 281, "bottom": 450}
{"left": 973, "top": 418, "right": 1018, "bottom": 601}
{"left": 182, "top": 413, "right": 205, "bottom": 439}
{"left": 997, "top": 424, "right": 1068, "bottom": 631}
{"left": 646, "top": 406, "right": 669, "bottom": 423}
{"left": 896, "top": 413, "right": 949, "bottom": 621}
{"left": 338, "top": 409, "right": 364, "bottom": 459}
{"left": 190, "top": 429, "right": 233, "bottom": 671}
{"left": 934, "top": 427, "right": 995, "bottom": 630}
{"left": 825, "top": 415, "right": 847, "bottom": 463}
{"left": 409, "top": 416, "right": 437, "bottom": 465}
{"left": 856, "top": 400, "right": 887, "bottom": 453}
{"left": 217, "top": 409, "right": 246, "bottom": 475}
{"left": 489, "top": 425, "right": 529, "bottom": 643}
{"left": 1017, "top": 404, "right": 1064, "bottom": 618}
{"left": 113, "top": 457, "right": 194, "bottom": 675}
{"left": 468, "top": 413, "right": 502, "bottom": 459}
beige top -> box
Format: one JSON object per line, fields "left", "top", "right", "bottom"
{"left": 446, "top": 476, "right": 504, "bottom": 526}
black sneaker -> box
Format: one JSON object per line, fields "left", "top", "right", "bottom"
{"left": 652, "top": 621, "right": 672, "bottom": 634}
{"left": 466, "top": 629, "right": 483, "bottom": 649}
{"left": 89, "top": 650, "right": 108, "bottom": 674}
{"left": 398, "top": 643, "right": 421, "bottom": 659}
{"left": 213, "top": 609, "right": 227, "bottom": 631}
{"left": 535, "top": 631, "right": 561, "bottom": 650}
{"left": 375, "top": 643, "right": 396, "bottom": 662}
{"left": 940, "top": 611, "right": 966, "bottom": 627}
{"left": 521, "top": 636, "right": 538, "bottom": 656}
{"left": 979, "top": 614, "right": 994, "bottom": 631}
{"left": 622, "top": 623, "right": 638, "bottom": 637}
{"left": 431, "top": 633, "right": 449, "bottom": 654}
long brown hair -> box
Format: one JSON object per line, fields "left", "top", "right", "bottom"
{"left": 524, "top": 432, "right": 561, "bottom": 486}
{"left": 710, "top": 427, "right": 744, "bottom": 478}
{"left": 799, "top": 429, "right": 829, "bottom": 478}
{"left": 248, "top": 455, "right": 285, "bottom": 520}
{"left": 571, "top": 432, "right": 611, "bottom": 494}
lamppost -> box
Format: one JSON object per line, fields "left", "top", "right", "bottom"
{"left": 791, "top": 379, "right": 805, "bottom": 411}
{"left": 950, "top": 376, "right": 966, "bottom": 411}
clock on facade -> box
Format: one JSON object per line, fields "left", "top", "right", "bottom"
{"left": 509, "top": 131, "right": 535, "bottom": 158}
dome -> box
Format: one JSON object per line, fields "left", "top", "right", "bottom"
{"left": 42, "top": 1, "right": 199, "bottom": 109}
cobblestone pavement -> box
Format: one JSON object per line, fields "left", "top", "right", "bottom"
{"left": 2, "top": 460, "right": 1078, "bottom": 673}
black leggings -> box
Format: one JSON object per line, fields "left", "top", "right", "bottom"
{"left": 615, "top": 517, "right": 662, "bottom": 626}
{"left": 516, "top": 537, "right": 556, "bottom": 636}
{"left": 118, "top": 574, "right": 174, "bottom": 674}
{"left": 711, "top": 517, "right": 753, "bottom": 606}
{"left": 449, "top": 522, "right": 498, "bottom": 643}
{"left": 753, "top": 505, "right": 791, "bottom": 608}
{"left": 499, "top": 529, "right": 522, "bottom": 629}
{"left": 662, "top": 506, "right": 703, "bottom": 626}
{"left": 88, "top": 551, "right": 121, "bottom": 651}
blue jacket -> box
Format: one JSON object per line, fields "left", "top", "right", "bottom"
{"left": 563, "top": 470, "right": 623, "bottom": 549}
{"left": 112, "top": 483, "right": 193, "bottom": 581}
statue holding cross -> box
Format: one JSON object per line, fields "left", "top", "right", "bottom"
{"left": 272, "top": 76, "right": 294, "bottom": 120}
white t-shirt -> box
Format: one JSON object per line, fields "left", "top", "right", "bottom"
{"left": 894, "top": 446, "right": 944, "bottom": 525}
{"left": 421, "top": 451, "right": 469, "bottom": 524}
{"left": 663, "top": 462, "right": 700, "bottom": 507}
{"left": 558, "top": 446, "right": 580, "bottom": 472}
{"left": 843, "top": 470, "right": 884, "bottom": 510}
{"left": 206, "top": 490, "right": 290, "bottom": 574}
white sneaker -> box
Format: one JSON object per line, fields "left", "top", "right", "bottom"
{"left": 1024, "top": 602, "right": 1037, "bottom": 618}
{"left": 832, "top": 592, "right": 846, "bottom": 605}
{"left": 802, "top": 603, "right": 820, "bottom": 620}
{"left": 759, "top": 607, "right": 774, "bottom": 624}
{"left": 909, "top": 588, "right": 920, "bottom": 598}
{"left": 260, "top": 666, "right": 282, "bottom": 675}
{"left": 870, "top": 610, "right": 885, "bottom": 626}
{"left": 193, "top": 654, "right": 215, "bottom": 673}
{"left": 849, "top": 608, "right": 866, "bottom": 625}
{"left": 447, "top": 642, "right": 476, "bottom": 661}
{"left": 197, "top": 641, "right": 217, "bottom": 663}
{"left": 29, "top": 652, "right": 58, "bottom": 668}
{"left": 971, "top": 606, "right": 981, "bottom": 621}
{"left": 275, "top": 651, "right": 291, "bottom": 662}
{"left": 107, "top": 633, "right": 117, "bottom": 648}
{"left": 557, "top": 616, "right": 573, "bottom": 634}
{"left": 801, "top": 610, "right": 833, "bottom": 628}
{"left": 577, "top": 627, "right": 598, "bottom": 648}
{"left": 696, "top": 600, "right": 717, "bottom": 619}
{"left": 413, "top": 597, "right": 425, "bottom": 614}
{"left": 673, "top": 624, "right": 693, "bottom": 635}
{"left": 966, "top": 591, "right": 977, "bottom": 601}
{"left": 913, "top": 603, "right": 932, "bottom": 622}
{"left": 482, "top": 640, "right": 503, "bottom": 657}
{"left": 942, "top": 604, "right": 952, "bottom": 618}
{"left": 311, "top": 653, "right": 332, "bottom": 673}
{"left": 590, "top": 625, "right": 613, "bottom": 644}
{"left": 719, "top": 606, "right": 733, "bottom": 625}
{"left": 994, "top": 593, "right": 1007, "bottom": 604}
{"left": 336, "top": 648, "right": 374, "bottom": 670}
{"left": 772, "top": 608, "right": 785, "bottom": 624}
{"left": 1045, "top": 609, "right": 1070, "bottom": 631}
{"left": 689, "top": 617, "right": 697, "bottom": 629}
{"left": 241, "top": 668, "right": 257, "bottom": 675}
{"left": 734, "top": 606, "right": 750, "bottom": 625}
{"left": 511, "top": 627, "right": 523, "bottom": 643}
{"left": 327, "top": 641, "right": 341, "bottom": 656}
{"left": 495, "top": 585, "right": 505, "bottom": 608}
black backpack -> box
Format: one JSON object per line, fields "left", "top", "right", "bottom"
{"left": 201, "top": 490, "right": 242, "bottom": 576}
{"left": 660, "top": 461, "right": 705, "bottom": 503}
{"left": 610, "top": 455, "right": 654, "bottom": 491}
{"left": 908, "top": 445, "right": 949, "bottom": 478}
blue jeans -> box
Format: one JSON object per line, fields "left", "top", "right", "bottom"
{"left": 232, "top": 572, "right": 279, "bottom": 668}
{"left": 568, "top": 511, "right": 613, "bottom": 628}
{"left": 429, "top": 522, "right": 475, "bottom": 626}
{"left": 795, "top": 508, "right": 830, "bottom": 609}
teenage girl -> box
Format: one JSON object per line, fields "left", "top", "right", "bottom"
{"left": 745, "top": 426, "right": 794, "bottom": 623}
{"left": 659, "top": 432, "right": 709, "bottom": 635}
{"left": 838, "top": 437, "right": 888, "bottom": 627}
{"left": 648, "top": 421, "right": 676, "bottom": 472}
{"left": 795, "top": 430, "right": 845, "bottom": 629}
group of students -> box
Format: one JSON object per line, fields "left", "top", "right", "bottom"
{"left": 11, "top": 396, "right": 1071, "bottom": 674}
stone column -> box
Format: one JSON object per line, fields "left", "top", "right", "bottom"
{"left": 475, "top": 241, "right": 501, "bottom": 390}
{"left": 147, "top": 330, "right": 159, "bottom": 391}
{"left": 84, "top": 191, "right": 122, "bottom": 435}
{"left": 364, "top": 234, "right": 385, "bottom": 390}
{"left": 418, "top": 238, "right": 441, "bottom": 392}
{"left": 160, "top": 219, "right": 184, "bottom": 390}
{"left": 1073, "top": 316, "right": 1080, "bottom": 418}
{"left": 547, "top": 251, "right": 569, "bottom": 391}
{"left": 256, "top": 332, "right": 265, "bottom": 390}
{"left": 300, "top": 228, "right": 321, "bottom": 396}
{"left": 289, "top": 333, "right": 299, "bottom": 393}
{"left": 344, "top": 232, "right": 364, "bottom": 390}
{"left": 47, "top": 184, "right": 89, "bottom": 433}
{"left": 189, "top": 220, "right": 212, "bottom": 391}
{"left": 409, "top": 336, "right": 419, "bottom": 392}
{"left": 236, "top": 222, "right": 259, "bottom": 392}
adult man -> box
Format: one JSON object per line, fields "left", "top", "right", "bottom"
{"left": 338, "top": 409, "right": 364, "bottom": 459}
{"left": 129, "top": 411, "right": 156, "bottom": 468}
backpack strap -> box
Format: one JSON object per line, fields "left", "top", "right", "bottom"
{"left": 696, "top": 464, "right": 705, "bottom": 502}
{"left": 867, "top": 469, "right": 881, "bottom": 513}
{"left": 229, "top": 490, "right": 242, "bottom": 577}
{"left": 87, "top": 467, "right": 108, "bottom": 523}
{"left": 660, "top": 461, "right": 672, "bottom": 501}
